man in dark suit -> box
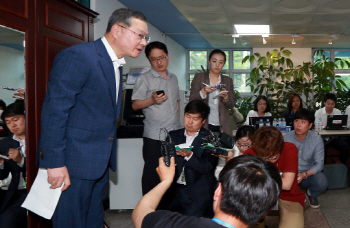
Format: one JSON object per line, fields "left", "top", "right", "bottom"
{"left": 37, "top": 8, "right": 149, "bottom": 228}
{"left": 166, "top": 100, "right": 218, "bottom": 218}
{"left": 0, "top": 102, "right": 27, "bottom": 228}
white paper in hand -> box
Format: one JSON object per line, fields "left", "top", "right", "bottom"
{"left": 22, "top": 168, "right": 63, "bottom": 219}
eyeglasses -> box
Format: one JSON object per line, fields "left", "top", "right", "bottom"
{"left": 149, "top": 55, "right": 167, "bottom": 62}
{"left": 236, "top": 143, "right": 251, "bottom": 148}
{"left": 117, "top": 24, "right": 150, "bottom": 43}
{"left": 264, "top": 155, "right": 278, "bottom": 161}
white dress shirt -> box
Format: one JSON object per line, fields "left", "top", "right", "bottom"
{"left": 101, "top": 36, "right": 126, "bottom": 104}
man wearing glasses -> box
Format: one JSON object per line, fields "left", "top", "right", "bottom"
{"left": 38, "top": 8, "right": 149, "bottom": 227}
{"left": 132, "top": 41, "right": 182, "bottom": 196}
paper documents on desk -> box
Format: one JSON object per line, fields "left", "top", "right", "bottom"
{"left": 22, "top": 168, "right": 63, "bottom": 219}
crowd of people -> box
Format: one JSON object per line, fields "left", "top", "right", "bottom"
{"left": 1, "top": 6, "right": 350, "bottom": 228}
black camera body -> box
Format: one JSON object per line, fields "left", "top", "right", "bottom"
{"left": 160, "top": 128, "right": 176, "bottom": 167}
{"left": 202, "top": 131, "right": 234, "bottom": 156}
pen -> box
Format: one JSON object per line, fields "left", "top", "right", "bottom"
{"left": 202, "top": 83, "right": 210, "bottom": 87}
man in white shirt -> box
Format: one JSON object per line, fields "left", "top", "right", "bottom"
{"left": 0, "top": 101, "right": 27, "bottom": 228}
{"left": 314, "top": 93, "right": 349, "bottom": 164}
{"left": 345, "top": 105, "right": 350, "bottom": 127}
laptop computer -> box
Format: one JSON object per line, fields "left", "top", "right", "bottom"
{"left": 325, "top": 115, "right": 348, "bottom": 130}
{"left": 249, "top": 116, "right": 274, "bottom": 129}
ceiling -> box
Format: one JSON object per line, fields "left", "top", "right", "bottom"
{"left": 119, "top": 0, "right": 350, "bottom": 49}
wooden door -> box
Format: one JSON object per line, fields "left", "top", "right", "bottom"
{"left": 0, "top": 0, "right": 97, "bottom": 227}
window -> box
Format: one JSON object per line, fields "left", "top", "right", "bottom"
{"left": 187, "top": 49, "right": 252, "bottom": 94}
{"left": 313, "top": 49, "right": 350, "bottom": 88}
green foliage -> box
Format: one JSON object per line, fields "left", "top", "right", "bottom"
{"left": 242, "top": 49, "right": 350, "bottom": 115}
{"left": 292, "top": 50, "right": 350, "bottom": 110}
{"left": 234, "top": 90, "right": 253, "bottom": 120}
{"left": 242, "top": 47, "right": 293, "bottom": 117}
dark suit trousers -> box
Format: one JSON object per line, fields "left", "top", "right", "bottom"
{"left": 52, "top": 167, "right": 109, "bottom": 228}
{"left": 141, "top": 137, "right": 162, "bottom": 195}
{"left": 0, "top": 189, "right": 27, "bottom": 228}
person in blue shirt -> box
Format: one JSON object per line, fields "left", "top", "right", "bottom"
{"left": 284, "top": 108, "right": 328, "bottom": 209}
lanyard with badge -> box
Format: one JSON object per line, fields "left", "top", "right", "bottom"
{"left": 212, "top": 218, "right": 236, "bottom": 228}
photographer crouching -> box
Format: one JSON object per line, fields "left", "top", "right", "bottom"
{"left": 132, "top": 154, "right": 282, "bottom": 228}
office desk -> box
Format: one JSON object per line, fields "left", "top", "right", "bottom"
{"left": 109, "top": 138, "right": 143, "bottom": 210}
{"left": 315, "top": 129, "right": 350, "bottom": 137}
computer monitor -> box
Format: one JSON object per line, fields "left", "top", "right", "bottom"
{"left": 326, "top": 115, "right": 348, "bottom": 130}
{"left": 249, "top": 116, "right": 274, "bottom": 129}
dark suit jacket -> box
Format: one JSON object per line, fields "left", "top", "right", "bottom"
{"left": 169, "top": 127, "right": 218, "bottom": 210}
{"left": 0, "top": 136, "right": 26, "bottom": 214}
{"left": 189, "top": 72, "right": 235, "bottom": 136}
{"left": 37, "top": 38, "right": 123, "bottom": 180}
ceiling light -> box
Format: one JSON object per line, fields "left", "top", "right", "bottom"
{"left": 262, "top": 35, "right": 269, "bottom": 44}
{"left": 263, "top": 37, "right": 267, "bottom": 44}
{"left": 328, "top": 38, "right": 332, "bottom": 45}
{"left": 232, "top": 34, "right": 239, "bottom": 44}
{"left": 291, "top": 35, "right": 298, "bottom": 45}
{"left": 234, "top": 24, "right": 270, "bottom": 34}
{"left": 328, "top": 35, "right": 336, "bottom": 45}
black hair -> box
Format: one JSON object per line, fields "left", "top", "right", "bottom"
{"left": 253, "top": 95, "right": 271, "bottom": 113}
{"left": 1, "top": 101, "right": 25, "bottom": 122}
{"left": 235, "top": 125, "right": 256, "bottom": 141}
{"left": 184, "top": 100, "right": 210, "bottom": 121}
{"left": 218, "top": 154, "right": 282, "bottom": 225}
{"left": 287, "top": 93, "right": 303, "bottom": 111}
{"left": 323, "top": 93, "right": 337, "bottom": 103}
{"left": 0, "top": 99, "right": 6, "bottom": 110}
{"left": 106, "top": 8, "right": 147, "bottom": 33}
{"left": 145, "top": 41, "right": 168, "bottom": 59}
{"left": 209, "top": 49, "right": 226, "bottom": 63}
{"left": 294, "top": 108, "right": 315, "bottom": 125}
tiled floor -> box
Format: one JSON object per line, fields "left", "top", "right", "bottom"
{"left": 104, "top": 188, "right": 350, "bottom": 228}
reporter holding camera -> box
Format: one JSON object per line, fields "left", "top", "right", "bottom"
{"left": 132, "top": 155, "right": 282, "bottom": 228}
{"left": 161, "top": 100, "right": 218, "bottom": 218}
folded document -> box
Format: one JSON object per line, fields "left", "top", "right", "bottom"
{"left": 22, "top": 168, "right": 63, "bottom": 219}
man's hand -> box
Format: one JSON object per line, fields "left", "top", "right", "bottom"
{"left": 47, "top": 166, "right": 71, "bottom": 191}
{"left": 176, "top": 149, "right": 192, "bottom": 158}
{"left": 0, "top": 157, "right": 3, "bottom": 164}
{"left": 156, "top": 157, "right": 175, "bottom": 184}
{"left": 151, "top": 91, "right": 168, "bottom": 104}
{"left": 8, "top": 148, "right": 22, "bottom": 163}
{"left": 297, "top": 173, "right": 304, "bottom": 184}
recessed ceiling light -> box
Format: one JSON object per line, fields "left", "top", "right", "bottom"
{"left": 234, "top": 24, "right": 270, "bottom": 34}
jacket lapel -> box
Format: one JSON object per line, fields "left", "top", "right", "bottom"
{"left": 95, "top": 39, "right": 117, "bottom": 113}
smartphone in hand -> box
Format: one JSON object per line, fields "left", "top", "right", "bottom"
{"left": 156, "top": 90, "right": 165, "bottom": 95}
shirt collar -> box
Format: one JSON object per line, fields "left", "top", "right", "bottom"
{"left": 150, "top": 68, "right": 170, "bottom": 79}
{"left": 101, "top": 36, "right": 126, "bottom": 67}
{"left": 292, "top": 129, "right": 310, "bottom": 143}
{"left": 321, "top": 106, "right": 336, "bottom": 115}
{"left": 12, "top": 134, "right": 24, "bottom": 142}
{"left": 184, "top": 129, "right": 200, "bottom": 138}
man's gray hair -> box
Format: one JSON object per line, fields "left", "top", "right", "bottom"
{"left": 106, "top": 8, "right": 147, "bottom": 33}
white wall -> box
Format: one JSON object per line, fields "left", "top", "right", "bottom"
{"left": 0, "top": 45, "right": 25, "bottom": 106}
{"left": 91, "top": 0, "right": 187, "bottom": 90}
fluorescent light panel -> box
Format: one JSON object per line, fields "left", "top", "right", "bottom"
{"left": 234, "top": 24, "right": 270, "bottom": 34}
